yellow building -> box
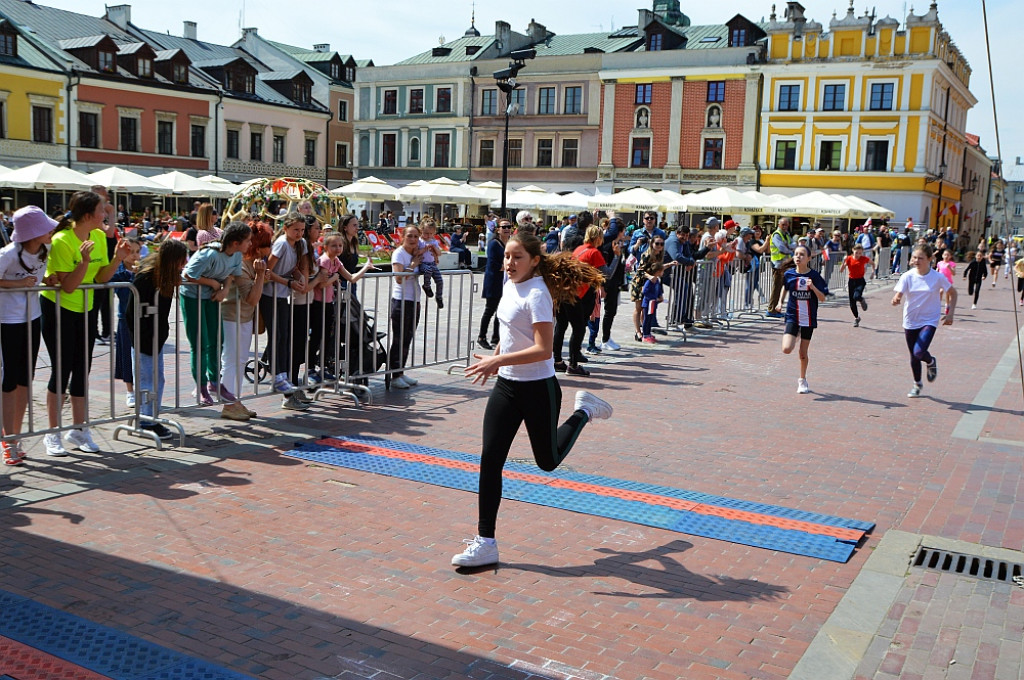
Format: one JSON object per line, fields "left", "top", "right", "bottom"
{"left": 757, "top": 2, "right": 975, "bottom": 228}
{"left": 0, "top": 17, "right": 69, "bottom": 167}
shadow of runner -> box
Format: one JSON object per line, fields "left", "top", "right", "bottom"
{"left": 505, "top": 539, "right": 789, "bottom": 601}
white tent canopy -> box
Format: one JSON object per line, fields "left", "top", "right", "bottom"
{"left": 0, "top": 165, "right": 10, "bottom": 175}
{"left": 587, "top": 187, "right": 666, "bottom": 212}
{"left": 199, "top": 175, "right": 241, "bottom": 192}
{"left": 149, "top": 171, "right": 233, "bottom": 197}
{"left": 490, "top": 185, "right": 551, "bottom": 210}
{"left": 542, "top": 191, "right": 591, "bottom": 212}
{"left": 769, "top": 191, "right": 861, "bottom": 218}
{"left": 655, "top": 189, "right": 688, "bottom": 212}
{"left": 0, "top": 162, "right": 93, "bottom": 191}
{"left": 471, "top": 181, "right": 503, "bottom": 202}
{"left": 332, "top": 176, "right": 400, "bottom": 201}
{"left": 398, "top": 176, "right": 490, "bottom": 205}
{"left": 839, "top": 194, "right": 895, "bottom": 219}
{"left": 87, "top": 167, "right": 171, "bottom": 194}
{"left": 679, "top": 186, "right": 769, "bottom": 214}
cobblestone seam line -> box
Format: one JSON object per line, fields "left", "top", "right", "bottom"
{"left": 951, "top": 324, "right": 1024, "bottom": 442}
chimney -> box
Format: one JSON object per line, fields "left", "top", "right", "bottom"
{"left": 105, "top": 4, "right": 131, "bottom": 30}
{"left": 495, "top": 20, "right": 511, "bottom": 54}
{"left": 313, "top": 43, "right": 330, "bottom": 53}
{"left": 242, "top": 27, "right": 259, "bottom": 39}
{"left": 526, "top": 19, "right": 547, "bottom": 44}
{"left": 183, "top": 21, "right": 197, "bottom": 40}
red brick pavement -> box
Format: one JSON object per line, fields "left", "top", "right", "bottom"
{"left": 0, "top": 277, "right": 1021, "bottom": 679}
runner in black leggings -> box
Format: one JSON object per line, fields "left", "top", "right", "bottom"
{"left": 962, "top": 251, "right": 987, "bottom": 309}
{"left": 453, "top": 233, "right": 612, "bottom": 569}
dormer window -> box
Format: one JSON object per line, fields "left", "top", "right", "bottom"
{"left": 346, "top": 66, "right": 355, "bottom": 82}
{"left": 293, "top": 82, "right": 310, "bottom": 104}
{"left": 730, "top": 28, "right": 747, "bottom": 46}
{"left": 0, "top": 33, "right": 15, "bottom": 58}
{"left": 330, "top": 62, "right": 340, "bottom": 79}
{"left": 173, "top": 63, "right": 187, "bottom": 83}
{"left": 137, "top": 57, "right": 152, "bottom": 78}
{"left": 98, "top": 50, "right": 115, "bottom": 72}
{"left": 648, "top": 33, "right": 663, "bottom": 51}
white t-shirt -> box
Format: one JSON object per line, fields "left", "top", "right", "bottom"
{"left": 0, "top": 243, "right": 47, "bottom": 323}
{"left": 496, "top": 276, "right": 555, "bottom": 381}
{"left": 894, "top": 268, "right": 952, "bottom": 329}
{"left": 391, "top": 247, "right": 421, "bottom": 302}
{"left": 265, "top": 236, "right": 307, "bottom": 299}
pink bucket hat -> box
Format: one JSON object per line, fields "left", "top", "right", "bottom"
{"left": 12, "top": 206, "right": 58, "bottom": 243}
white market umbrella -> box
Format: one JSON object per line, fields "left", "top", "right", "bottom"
{"left": 399, "top": 176, "right": 490, "bottom": 205}
{"left": 332, "top": 176, "right": 400, "bottom": 201}
{"left": 678, "top": 187, "right": 768, "bottom": 214}
{"left": 0, "top": 162, "right": 93, "bottom": 191}
{"left": 841, "top": 194, "right": 895, "bottom": 219}
{"left": 542, "top": 191, "right": 591, "bottom": 213}
{"left": 471, "top": 181, "right": 503, "bottom": 202}
{"left": 490, "top": 185, "right": 551, "bottom": 210}
{"left": 0, "top": 164, "right": 10, "bottom": 174}
{"left": 654, "top": 189, "right": 688, "bottom": 212}
{"left": 149, "top": 171, "right": 233, "bottom": 198}
{"left": 587, "top": 187, "right": 665, "bottom": 212}
{"left": 769, "top": 191, "right": 859, "bottom": 218}
{"left": 87, "top": 167, "right": 171, "bottom": 194}
{"left": 199, "top": 175, "right": 241, "bottom": 192}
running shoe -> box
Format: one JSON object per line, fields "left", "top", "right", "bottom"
{"left": 307, "top": 370, "right": 322, "bottom": 386}
{"left": 642, "top": 336, "right": 657, "bottom": 343}
{"left": 219, "top": 403, "right": 251, "bottom": 422}
{"left": 576, "top": 355, "right": 588, "bottom": 363}
{"left": 585, "top": 345, "right": 602, "bottom": 355}
{"left": 126, "top": 392, "right": 136, "bottom": 408}
{"left": 2, "top": 441, "right": 22, "bottom": 466}
{"left": 402, "top": 375, "right": 419, "bottom": 386}
{"left": 908, "top": 383, "right": 922, "bottom": 398}
{"left": 451, "top": 536, "right": 499, "bottom": 567}
{"left": 601, "top": 339, "right": 621, "bottom": 351}
{"left": 96, "top": 335, "right": 110, "bottom": 346}
{"left": 553, "top": 361, "right": 568, "bottom": 373}
{"left": 140, "top": 422, "right": 174, "bottom": 440}
{"left": 476, "top": 337, "right": 493, "bottom": 351}
{"left": 281, "top": 394, "right": 310, "bottom": 410}
{"left": 927, "top": 358, "right": 938, "bottom": 383}
{"left": 565, "top": 364, "right": 590, "bottom": 377}
{"left": 64, "top": 428, "right": 100, "bottom": 453}
{"left": 44, "top": 433, "right": 67, "bottom": 457}
{"left": 437, "top": 298, "right": 444, "bottom": 310}
{"left": 853, "top": 317, "right": 860, "bottom": 327}
{"left": 391, "top": 376, "right": 411, "bottom": 389}
{"left": 273, "top": 373, "right": 297, "bottom": 395}
{"left": 971, "top": 304, "right": 977, "bottom": 309}
{"left": 574, "top": 390, "right": 613, "bottom": 421}
{"left": 797, "top": 379, "right": 810, "bottom": 394}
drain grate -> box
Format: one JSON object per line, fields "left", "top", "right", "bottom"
{"left": 913, "top": 546, "right": 1024, "bottom": 584}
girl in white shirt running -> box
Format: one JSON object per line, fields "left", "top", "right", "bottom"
{"left": 452, "top": 233, "right": 612, "bottom": 569}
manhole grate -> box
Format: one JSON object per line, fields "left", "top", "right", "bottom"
{"left": 913, "top": 546, "right": 1024, "bottom": 584}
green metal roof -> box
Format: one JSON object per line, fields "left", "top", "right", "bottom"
{"left": 532, "top": 32, "right": 642, "bottom": 56}
{"left": 396, "top": 35, "right": 494, "bottom": 65}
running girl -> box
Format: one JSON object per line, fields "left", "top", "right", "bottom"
{"left": 892, "top": 244, "right": 957, "bottom": 398}
{"left": 782, "top": 244, "right": 828, "bottom": 395}
{"left": 0, "top": 206, "right": 56, "bottom": 465}
{"left": 988, "top": 240, "right": 1005, "bottom": 288}
{"left": 963, "top": 251, "right": 987, "bottom": 309}
{"left": 452, "top": 233, "right": 611, "bottom": 568}
{"left": 936, "top": 249, "right": 956, "bottom": 285}
{"left": 840, "top": 244, "right": 873, "bottom": 327}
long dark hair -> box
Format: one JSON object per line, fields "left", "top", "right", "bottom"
{"left": 508, "top": 233, "right": 604, "bottom": 309}
{"left": 137, "top": 239, "right": 188, "bottom": 297}
{"left": 220, "top": 221, "right": 252, "bottom": 252}
{"left": 339, "top": 214, "right": 359, "bottom": 256}
{"left": 56, "top": 191, "right": 102, "bottom": 231}
{"left": 274, "top": 212, "right": 306, "bottom": 264}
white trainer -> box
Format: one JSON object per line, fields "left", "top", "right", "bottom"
{"left": 797, "top": 379, "right": 810, "bottom": 394}
{"left": 64, "top": 428, "right": 100, "bottom": 453}
{"left": 44, "top": 433, "right": 67, "bottom": 457}
{"left": 601, "top": 339, "right": 621, "bottom": 351}
{"left": 451, "top": 536, "right": 499, "bottom": 567}
{"left": 401, "top": 375, "right": 419, "bottom": 386}
{"left": 126, "top": 392, "right": 135, "bottom": 408}
{"left": 574, "top": 390, "right": 613, "bottom": 421}
{"left": 391, "top": 376, "right": 411, "bottom": 389}
{"left": 908, "top": 383, "right": 922, "bottom": 398}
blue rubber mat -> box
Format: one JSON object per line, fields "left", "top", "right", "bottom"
{"left": 0, "top": 589, "right": 253, "bottom": 680}
{"left": 285, "top": 436, "right": 874, "bottom": 563}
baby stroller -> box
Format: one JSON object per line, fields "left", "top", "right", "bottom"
{"left": 337, "top": 297, "right": 387, "bottom": 386}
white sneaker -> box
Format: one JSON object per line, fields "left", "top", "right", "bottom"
{"left": 797, "top": 379, "right": 810, "bottom": 394}
{"left": 44, "top": 433, "right": 67, "bottom": 457}
{"left": 971, "top": 304, "right": 977, "bottom": 309}
{"left": 401, "top": 375, "right": 419, "bottom": 386}
{"left": 908, "top": 383, "right": 922, "bottom": 398}
{"left": 64, "top": 428, "right": 100, "bottom": 453}
{"left": 391, "top": 376, "right": 411, "bottom": 389}
{"left": 451, "top": 536, "right": 499, "bottom": 567}
{"left": 273, "top": 372, "right": 296, "bottom": 395}
{"left": 601, "top": 339, "right": 621, "bottom": 351}
{"left": 126, "top": 392, "right": 135, "bottom": 408}
{"left": 574, "top": 390, "right": 613, "bottom": 421}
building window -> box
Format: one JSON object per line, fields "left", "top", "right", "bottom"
{"left": 479, "top": 139, "right": 494, "bottom": 167}
{"left": 137, "top": 57, "right": 152, "bottom": 78}
{"left": 433, "top": 133, "right": 450, "bottom": 167}
{"left": 730, "top": 28, "right": 746, "bottom": 47}
{"left": 538, "top": 87, "right": 556, "bottom": 115}
{"left": 119, "top": 116, "right": 137, "bottom": 151}
{"left": 157, "top": 121, "right": 174, "bottom": 155}
{"left": 536, "top": 138, "right": 553, "bottom": 167}
{"left": 409, "top": 88, "right": 424, "bottom": 114}
{"left": 190, "top": 124, "right": 205, "bottom": 157}
{"left": 79, "top": 112, "right": 99, "bottom": 149}
{"left": 481, "top": 89, "right": 498, "bottom": 116}
{"left": 338, "top": 100, "right": 348, "bottom": 121}
{"left": 702, "top": 138, "right": 723, "bottom": 169}
{"left": 1015, "top": 203, "right": 1023, "bottom": 217}
{"left": 864, "top": 140, "right": 889, "bottom": 171}
{"left": 635, "top": 84, "right": 652, "bottom": 105}
{"left": 564, "top": 86, "right": 582, "bottom": 114}
{"left": 98, "top": 50, "right": 115, "bottom": 73}
{"left": 293, "top": 83, "right": 310, "bottom": 104}
{"left": 631, "top": 138, "right": 651, "bottom": 168}
{"left": 436, "top": 87, "right": 452, "bottom": 113}
{"left": 0, "top": 33, "right": 15, "bottom": 57}
{"left": 510, "top": 88, "right": 526, "bottom": 112}
{"left": 869, "top": 83, "right": 894, "bottom": 111}
{"left": 778, "top": 85, "right": 800, "bottom": 111}
{"left": 707, "top": 81, "right": 725, "bottom": 103}
{"left": 408, "top": 137, "right": 420, "bottom": 162}
{"left": 818, "top": 140, "right": 841, "bottom": 171}
{"left": 227, "top": 130, "right": 240, "bottom": 159}
{"left": 381, "top": 133, "right": 396, "bottom": 166}
{"left": 383, "top": 90, "right": 397, "bottom": 115}
{"left": 507, "top": 139, "right": 523, "bottom": 167}
{"left": 272, "top": 135, "right": 285, "bottom": 163}
{"left": 305, "top": 138, "right": 316, "bottom": 166}
{"left": 346, "top": 67, "right": 355, "bottom": 82}
{"left": 648, "top": 33, "right": 662, "bottom": 51}
{"left": 335, "top": 142, "right": 349, "bottom": 168}
{"left": 250, "top": 131, "right": 262, "bottom": 161}
{"left": 330, "top": 62, "right": 340, "bottom": 80}
{"left": 561, "top": 139, "right": 578, "bottom": 167}
{"left": 173, "top": 63, "right": 187, "bottom": 84}
{"left": 822, "top": 84, "right": 845, "bottom": 111}
{"left": 34, "top": 106, "right": 54, "bottom": 143}
{"left": 774, "top": 140, "right": 797, "bottom": 170}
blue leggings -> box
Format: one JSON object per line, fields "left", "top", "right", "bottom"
{"left": 904, "top": 325, "right": 936, "bottom": 383}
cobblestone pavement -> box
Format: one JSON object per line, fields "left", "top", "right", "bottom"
{"left": 1, "top": 274, "right": 1022, "bottom": 679}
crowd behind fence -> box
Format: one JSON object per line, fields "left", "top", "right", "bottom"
{"left": 0, "top": 244, "right": 909, "bottom": 455}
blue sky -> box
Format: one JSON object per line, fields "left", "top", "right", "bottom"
{"left": 37, "top": 0, "right": 1023, "bottom": 170}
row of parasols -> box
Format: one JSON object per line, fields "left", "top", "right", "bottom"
{"left": 0, "top": 162, "right": 241, "bottom": 199}
{"left": 335, "top": 176, "right": 896, "bottom": 220}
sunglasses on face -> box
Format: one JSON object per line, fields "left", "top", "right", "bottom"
{"left": 654, "top": 241, "right": 665, "bottom": 246}
{"left": 644, "top": 216, "right": 655, "bottom": 220}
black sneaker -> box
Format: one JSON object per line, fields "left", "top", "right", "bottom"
{"left": 860, "top": 299, "right": 868, "bottom": 311}
{"left": 927, "top": 358, "right": 937, "bottom": 382}
{"left": 477, "top": 337, "right": 493, "bottom": 350}
{"left": 576, "top": 355, "right": 588, "bottom": 363}
{"left": 422, "top": 284, "right": 434, "bottom": 298}
{"left": 141, "top": 422, "right": 174, "bottom": 440}
{"left": 437, "top": 298, "right": 444, "bottom": 309}
{"left": 553, "top": 360, "right": 568, "bottom": 372}
{"left": 566, "top": 364, "right": 590, "bottom": 377}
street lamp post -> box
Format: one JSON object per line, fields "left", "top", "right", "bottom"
{"left": 493, "top": 49, "right": 535, "bottom": 219}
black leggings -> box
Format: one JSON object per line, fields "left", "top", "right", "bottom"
{"left": 967, "top": 279, "right": 983, "bottom": 305}
{"left": 905, "top": 325, "right": 936, "bottom": 383}
{"left": 601, "top": 286, "right": 620, "bottom": 344}
{"left": 478, "top": 376, "right": 588, "bottom": 538}
{"left": 41, "top": 297, "right": 96, "bottom": 397}
{"left": 848, "top": 277, "right": 866, "bottom": 318}
{"left": 553, "top": 289, "right": 595, "bottom": 366}
{"left": 1018, "top": 277, "right": 1024, "bottom": 301}
{"left": 1, "top": 319, "right": 41, "bottom": 391}
{"left": 478, "top": 296, "right": 500, "bottom": 342}
{"left": 259, "top": 295, "right": 292, "bottom": 376}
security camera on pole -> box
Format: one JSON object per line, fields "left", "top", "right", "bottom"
{"left": 493, "top": 49, "right": 535, "bottom": 218}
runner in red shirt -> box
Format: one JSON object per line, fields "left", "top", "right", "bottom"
{"left": 840, "top": 243, "right": 874, "bottom": 327}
